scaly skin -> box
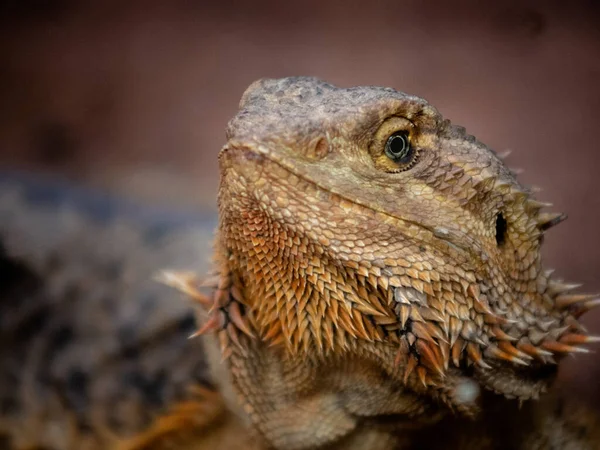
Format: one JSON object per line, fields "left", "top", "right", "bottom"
{"left": 1, "top": 78, "right": 600, "bottom": 449}
{"left": 184, "top": 77, "right": 600, "bottom": 449}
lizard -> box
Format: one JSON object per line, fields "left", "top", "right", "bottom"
{"left": 1, "top": 76, "right": 599, "bottom": 449}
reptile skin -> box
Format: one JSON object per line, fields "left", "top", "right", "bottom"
{"left": 1, "top": 77, "right": 600, "bottom": 449}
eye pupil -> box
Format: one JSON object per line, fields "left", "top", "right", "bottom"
{"left": 385, "top": 131, "right": 412, "bottom": 163}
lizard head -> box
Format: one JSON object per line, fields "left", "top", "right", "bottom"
{"left": 218, "top": 77, "right": 597, "bottom": 413}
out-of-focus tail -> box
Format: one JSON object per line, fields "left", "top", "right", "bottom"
{"left": 0, "top": 172, "right": 216, "bottom": 449}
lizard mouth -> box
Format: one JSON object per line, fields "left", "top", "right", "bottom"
{"left": 220, "top": 141, "right": 471, "bottom": 254}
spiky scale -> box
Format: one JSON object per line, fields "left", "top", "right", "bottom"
{"left": 559, "top": 334, "right": 600, "bottom": 345}
{"left": 451, "top": 339, "right": 464, "bottom": 367}
{"left": 537, "top": 212, "right": 567, "bottom": 231}
{"left": 485, "top": 345, "right": 529, "bottom": 366}
{"left": 190, "top": 314, "right": 222, "bottom": 338}
{"left": 412, "top": 322, "right": 435, "bottom": 343}
{"left": 399, "top": 304, "right": 411, "bottom": 329}
{"left": 491, "top": 325, "right": 516, "bottom": 341}
{"left": 466, "top": 343, "right": 490, "bottom": 369}
{"left": 402, "top": 354, "right": 418, "bottom": 384}
{"left": 417, "top": 367, "right": 428, "bottom": 387}
{"left": 573, "top": 299, "right": 600, "bottom": 318}
{"left": 541, "top": 341, "right": 589, "bottom": 354}
{"left": 546, "top": 281, "right": 582, "bottom": 297}
{"left": 555, "top": 294, "right": 598, "bottom": 309}
{"left": 156, "top": 270, "right": 212, "bottom": 306}
{"left": 449, "top": 317, "right": 462, "bottom": 347}
{"left": 497, "top": 341, "right": 533, "bottom": 361}
{"left": 416, "top": 340, "right": 445, "bottom": 379}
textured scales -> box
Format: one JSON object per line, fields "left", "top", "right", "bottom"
{"left": 2, "top": 78, "right": 600, "bottom": 450}
{"left": 177, "top": 77, "right": 600, "bottom": 449}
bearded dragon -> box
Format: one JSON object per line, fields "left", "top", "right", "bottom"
{"left": 1, "top": 77, "right": 599, "bottom": 449}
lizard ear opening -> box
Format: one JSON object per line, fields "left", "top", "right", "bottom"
{"left": 495, "top": 213, "right": 507, "bottom": 247}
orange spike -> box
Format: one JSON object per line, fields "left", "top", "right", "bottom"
{"left": 263, "top": 321, "right": 283, "bottom": 342}
{"left": 230, "top": 284, "right": 245, "bottom": 304}
{"left": 541, "top": 340, "right": 590, "bottom": 354}
{"left": 420, "top": 307, "right": 445, "bottom": 323}
{"left": 268, "top": 333, "right": 286, "bottom": 348}
{"left": 412, "top": 322, "right": 435, "bottom": 343}
{"left": 226, "top": 322, "right": 242, "bottom": 349}
{"left": 403, "top": 354, "right": 418, "bottom": 384}
{"left": 338, "top": 308, "right": 357, "bottom": 335}
{"left": 517, "top": 342, "right": 553, "bottom": 360}
{"left": 374, "top": 314, "right": 399, "bottom": 325}
{"left": 449, "top": 317, "right": 462, "bottom": 347}
{"left": 555, "top": 294, "right": 598, "bottom": 309}
{"left": 469, "top": 286, "right": 495, "bottom": 317}
{"left": 559, "top": 334, "right": 600, "bottom": 345}
{"left": 189, "top": 314, "right": 221, "bottom": 338}
{"left": 424, "top": 322, "right": 449, "bottom": 343}
{"left": 438, "top": 340, "right": 450, "bottom": 370}
{"left": 228, "top": 301, "right": 255, "bottom": 338}
{"left": 211, "top": 288, "right": 230, "bottom": 312}
{"left": 467, "top": 342, "right": 492, "bottom": 369}
{"left": 416, "top": 340, "right": 445, "bottom": 378}
{"left": 409, "top": 307, "right": 425, "bottom": 323}
{"left": 498, "top": 341, "right": 533, "bottom": 361}
{"left": 491, "top": 325, "right": 517, "bottom": 341}
{"left": 467, "top": 284, "right": 480, "bottom": 299}
{"left": 352, "top": 309, "right": 372, "bottom": 340}
{"left": 323, "top": 322, "right": 335, "bottom": 350}
{"left": 483, "top": 312, "right": 510, "bottom": 325}
{"left": 399, "top": 304, "right": 410, "bottom": 329}
{"left": 485, "top": 345, "right": 528, "bottom": 366}
{"left": 417, "top": 366, "right": 428, "bottom": 387}
{"left": 156, "top": 270, "right": 212, "bottom": 306}
{"left": 451, "top": 338, "right": 464, "bottom": 367}
{"left": 218, "top": 329, "right": 232, "bottom": 361}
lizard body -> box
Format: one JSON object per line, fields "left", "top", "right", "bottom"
{"left": 198, "top": 77, "right": 600, "bottom": 449}
{"left": 1, "top": 77, "right": 599, "bottom": 449}
{"left": 0, "top": 173, "right": 220, "bottom": 449}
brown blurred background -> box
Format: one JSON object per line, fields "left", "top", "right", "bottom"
{"left": 1, "top": 0, "right": 599, "bottom": 399}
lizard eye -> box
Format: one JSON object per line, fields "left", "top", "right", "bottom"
{"left": 385, "top": 131, "right": 413, "bottom": 164}
{"left": 370, "top": 116, "right": 418, "bottom": 172}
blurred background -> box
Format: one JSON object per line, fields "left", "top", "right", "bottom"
{"left": 1, "top": 0, "right": 599, "bottom": 400}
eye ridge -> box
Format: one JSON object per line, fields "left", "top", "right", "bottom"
{"left": 385, "top": 131, "right": 414, "bottom": 164}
